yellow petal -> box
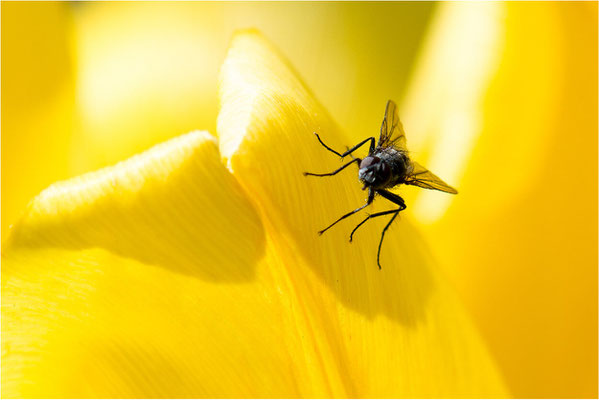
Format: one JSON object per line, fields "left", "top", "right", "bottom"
{"left": 1, "top": 2, "right": 75, "bottom": 240}
{"left": 401, "top": 3, "right": 598, "bottom": 397}
{"left": 3, "top": 132, "right": 291, "bottom": 397}
{"left": 401, "top": 2, "right": 506, "bottom": 223}
{"left": 72, "top": 3, "right": 222, "bottom": 173}
{"left": 218, "top": 30, "right": 507, "bottom": 397}
{"left": 3, "top": 28, "right": 507, "bottom": 398}
{"left": 70, "top": 2, "right": 433, "bottom": 178}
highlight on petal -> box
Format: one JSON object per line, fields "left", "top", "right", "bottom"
{"left": 400, "top": 2, "right": 506, "bottom": 224}
{"left": 6, "top": 131, "right": 264, "bottom": 281}
{"left": 218, "top": 30, "right": 507, "bottom": 397}
{"left": 403, "top": 3, "right": 598, "bottom": 398}
{"left": 72, "top": 3, "right": 222, "bottom": 174}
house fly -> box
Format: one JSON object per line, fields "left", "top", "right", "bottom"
{"left": 304, "top": 100, "right": 458, "bottom": 269}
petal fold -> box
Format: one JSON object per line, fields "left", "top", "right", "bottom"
{"left": 6, "top": 131, "right": 264, "bottom": 281}
{"left": 218, "top": 30, "right": 508, "bottom": 397}
{"left": 3, "top": 132, "right": 304, "bottom": 397}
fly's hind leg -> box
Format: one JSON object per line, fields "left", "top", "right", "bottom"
{"left": 374, "top": 190, "right": 407, "bottom": 269}
{"left": 376, "top": 209, "right": 401, "bottom": 270}
{"left": 349, "top": 209, "right": 398, "bottom": 242}
{"left": 318, "top": 188, "right": 375, "bottom": 235}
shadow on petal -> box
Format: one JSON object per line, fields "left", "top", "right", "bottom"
{"left": 225, "top": 89, "right": 434, "bottom": 326}
{"left": 6, "top": 131, "right": 266, "bottom": 282}
{"left": 217, "top": 31, "right": 436, "bottom": 325}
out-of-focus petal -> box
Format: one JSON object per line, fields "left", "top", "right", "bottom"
{"left": 72, "top": 2, "right": 432, "bottom": 175}
{"left": 1, "top": 2, "right": 75, "bottom": 240}
{"left": 218, "top": 30, "right": 507, "bottom": 397}
{"left": 401, "top": 2, "right": 598, "bottom": 397}
{"left": 401, "top": 2, "right": 506, "bottom": 223}
{"left": 4, "top": 1, "right": 434, "bottom": 244}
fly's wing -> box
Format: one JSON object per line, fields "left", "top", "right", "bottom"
{"left": 378, "top": 100, "right": 407, "bottom": 150}
{"left": 405, "top": 161, "right": 458, "bottom": 194}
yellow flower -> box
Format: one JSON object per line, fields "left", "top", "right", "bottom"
{"left": 3, "top": 2, "right": 597, "bottom": 398}
{"left": 1, "top": 24, "right": 511, "bottom": 400}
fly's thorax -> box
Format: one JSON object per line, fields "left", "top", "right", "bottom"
{"left": 359, "top": 149, "right": 410, "bottom": 189}
{"left": 381, "top": 148, "right": 411, "bottom": 183}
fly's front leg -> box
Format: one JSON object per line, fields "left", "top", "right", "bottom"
{"left": 312, "top": 133, "right": 344, "bottom": 157}
{"left": 340, "top": 137, "right": 376, "bottom": 159}
{"left": 318, "top": 188, "right": 375, "bottom": 235}
{"left": 346, "top": 146, "right": 359, "bottom": 161}
{"left": 304, "top": 158, "right": 361, "bottom": 177}
{"left": 310, "top": 133, "right": 375, "bottom": 160}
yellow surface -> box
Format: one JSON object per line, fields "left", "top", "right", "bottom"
{"left": 2, "top": 1, "right": 434, "bottom": 240}
{"left": 2, "top": 30, "right": 507, "bottom": 397}
{"left": 401, "top": 3, "right": 598, "bottom": 398}
{"left": 1, "top": 2, "right": 75, "bottom": 241}
{"left": 2, "top": 2, "right": 597, "bottom": 398}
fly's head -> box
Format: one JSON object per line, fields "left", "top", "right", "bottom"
{"left": 359, "top": 156, "right": 391, "bottom": 190}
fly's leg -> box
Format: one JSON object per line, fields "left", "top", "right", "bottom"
{"left": 318, "top": 188, "right": 374, "bottom": 235}
{"left": 304, "top": 158, "right": 360, "bottom": 177}
{"left": 304, "top": 134, "right": 374, "bottom": 177}
{"left": 311, "top": 133, "right": 375, "bottom": 159}
{"left": 346, "top": 146, "right": 357, "bottom": 161}
{"left": 341, "top": 136, "right": 376, "bottom": 158}
{"left": 373, "top": 189, "right": 407, "bottom": 269}
{"left": 377, "top": 209, "right": 401, "bottom": 270}
{"left": 376, "top": 189, "right": 407, "bottom": 208}
{"left": 349, "top": 209, "right": 399, "bottom": 242}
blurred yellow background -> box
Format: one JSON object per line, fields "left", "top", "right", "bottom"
{"left": 2, "top": 2, "right": 596, "bottom": 398}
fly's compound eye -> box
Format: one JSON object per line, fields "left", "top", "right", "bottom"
{"left": 359, "top": 156, "right": 380, "bottom": 169}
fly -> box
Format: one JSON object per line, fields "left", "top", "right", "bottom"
{"left": 304, "top": 100, "right": 458, "bottom": 269}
